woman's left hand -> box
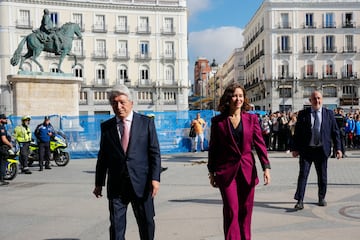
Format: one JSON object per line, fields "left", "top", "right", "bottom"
{"left": 263, "top": 168, "right": 271, "bottom": 185}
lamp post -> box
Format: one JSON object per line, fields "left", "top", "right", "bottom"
{"left": 210, "top": 59, "right": 218, "bottom": 110}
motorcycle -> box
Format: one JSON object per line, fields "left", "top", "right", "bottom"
{"left": 28, "top": 130, "right": 70, "bottom": 167}
{"left": 4, "top": 144, "right": 19, "bottom": 181}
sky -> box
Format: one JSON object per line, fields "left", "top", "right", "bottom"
{"left": 187, "top": 0, "right": 264, "bottom": 80}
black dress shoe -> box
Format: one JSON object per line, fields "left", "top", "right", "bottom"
{"left": 45, "top": 166, "right": 52, "bottom": 170}
{"left": 318, "top": 199, "right": 327, "bottom": 206}
{"left": 294, "top": 201, "right": 304, "bottom": 210}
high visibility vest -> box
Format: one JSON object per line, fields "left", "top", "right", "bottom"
{"left": 14, "top": 125, "right": 31, "bottom": 143}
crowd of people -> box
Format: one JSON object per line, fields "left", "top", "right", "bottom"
{"left": 258, "top": 106, "right": 359, "bottom": 155}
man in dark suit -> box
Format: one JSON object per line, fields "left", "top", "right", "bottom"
{"left": 93, "top": 85, "right": 161, "bottom": 240}
{"left": 292, "top": 90, "right": 342, "bottom": 210}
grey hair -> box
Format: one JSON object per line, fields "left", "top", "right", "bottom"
{"left": 108, "top": 84, "right": 133, "bottom": 103}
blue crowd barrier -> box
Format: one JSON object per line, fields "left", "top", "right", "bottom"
{"left": 6, "top": 110, "right": 217, "bottom": 159}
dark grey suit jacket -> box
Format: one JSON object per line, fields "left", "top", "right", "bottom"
{"left": 292, "top": 107, "right": 341, "bottom": 157}
{"left": 95, "top": 112, "right": 161, "bottom": 199}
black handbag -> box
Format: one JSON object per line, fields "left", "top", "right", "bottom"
{"left": 189, "top": 126, "right": 196, "bottom": 138}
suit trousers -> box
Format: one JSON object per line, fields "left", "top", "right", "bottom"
{"left": 219, "top": 171, "right": 255, "bottom": 240}
{"left": 294, "top": 147, "right": 328, "bottom": 201}
{"left": 38, "top": 141, "right": 50, "bottom": 169}
{"left": 108, "top": 176, "right": 155, "bottom": 240}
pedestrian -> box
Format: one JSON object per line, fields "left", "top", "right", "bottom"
{"left": 292, "top": 90, "right": 342, "bottom": 210}
{"left": 93, "top": 84, "right": 161, "bottom": 240}
{"left": 190, "top": 112, "right": 207, "bottom": 152}
{"left": 35, "top": 116, "right": 55, "bottom": 171}
{"left": 0, "top": 114, "right": 13, "bottom": 186}
{"left": 207, "top": 83, "right": 271, "bottom": 240}
{"left": 13, "top": 115, "right": 32, "bottom": 174}
{"left": 333, "top": 108, "right": 347, "bottom": 157}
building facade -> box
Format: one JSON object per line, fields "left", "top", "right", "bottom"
{"left": 243, "top": 0, "right": 360, "bottom": 113}
{"left": 0, "top": 0, "right": 189, "bottom": 115}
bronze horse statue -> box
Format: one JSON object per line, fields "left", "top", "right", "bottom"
{"left": 11, "top": 22, "right": 82, "bottom": 73}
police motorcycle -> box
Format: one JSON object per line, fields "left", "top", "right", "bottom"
{"left": 28, "top": 129, "right": 70, "bottom": 167}
{"left": 4, "top": 141, "right": 20, "bottom": 180}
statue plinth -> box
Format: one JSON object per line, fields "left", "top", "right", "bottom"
{"left": 7, "top": 73, "right": 82, "bottom": 117}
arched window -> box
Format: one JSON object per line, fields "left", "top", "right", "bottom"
{"left": 139, "top": 65, "right": 150, "bottom": 85}
{"left": 73, "top": 64, "right": 83, "bottom": 78}
{"left": 305, "top": 60, "right": 314, "bottom": 77}
{"left": 117, "top": 65, "right": 128, "bottom": 84}
{"left": 50, "top": 63, "right": 59, "bottom": 73}
{"left": 96, "top": 64, "right": 106, "bottom": 85}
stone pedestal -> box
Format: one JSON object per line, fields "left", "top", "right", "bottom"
{"left": 7, "top": 73, "right": 82, "bottom": 117}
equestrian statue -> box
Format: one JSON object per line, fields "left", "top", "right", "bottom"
{"left": 10, "top": 9, "right": 82, "bottom": 73}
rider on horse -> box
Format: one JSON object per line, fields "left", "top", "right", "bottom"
{"left": 38, "top": 9, "right": 62, "bottom": 54}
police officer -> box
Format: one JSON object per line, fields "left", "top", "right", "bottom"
{"left": 0, "top": 114, "right": 13, "bottom": 186}
{"left": 14, "top": 116, "right": 32, "bottom": 174}
{"left": 333, "top": 108, "right": 346, "bottom": 158}
{"left": 35, "top": 116, "right": 55, "bottom": 171}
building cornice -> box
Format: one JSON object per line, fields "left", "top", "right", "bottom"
{"left": 1, "top": 0, "right": 187, "bottom": 12}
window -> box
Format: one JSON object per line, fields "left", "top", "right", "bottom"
{"left": 117, "top": 40, "right": 128, "bottom": 57}
{"left": 279, "top": 63, "right": 289, "bottom": 78}
{"left": 140, "top": 41, "right": 149, "bottom": 57}
{"left": 50, "top": 12, "right": 58, "bottom": 27}
{"left": 18, "top": 10, "right": 30, "bottom": 27}
{"left": 117, "top": 65, "right": 128, "bottom": 84}
{"left": 304, "top": 86, "right": 316, "bottom": 98}
{"left": 324, "top": 13, "right": 335, "bottom": 28}
{"left": 280, "top": 13, "right": 289, "bottom": 28}
{"left": 96, "top": 65, "right": 106, "bottom": 85}
{"left": 279, "top": 36, "right": 290, "bottom": 52}
{"left": 116, "top": 16, "right": 128, "bottom": 32}
{"left": 72, "top": 39, "right": 83, "bottom": 56}
{"left": 95, "top": 39, "right": 106, "bottom": 57}
{"left": 304, "top": 35, "right": 315, "bottom": 53}
{"left": 94, "top": 15, "right": 105, "bottom": 31}
{"left": 345, "top": 35, "right": 354, "bottom": 52}
{"left": 305, "top": 13, "right": 314, "bottom": 28}
{"left": 343, "top": 85, "right": 355, "bottom": 96}
{"left": 344, "top": 62, "right": 353, "bottom": 78}
{"left": 164, "top": 42, "right": 174, "bottom": 58}
{"left": 73, "top": 65, "right": 83, "bottom": 78}
{"left": 325, "top": 35, "right": 335, "bottom": 52}
{"left": 306, "top": 62, "right": 314, "bottom": 77}
{"left": 80, "top": 91, "right": 87, "bottom": 101}
{"left": 279, "top": 88, "right": 292, "bottom": 98}
{"left": 325, "top": 61, "right": 334, "bottom": 77}
{"left": 139, "top": 65, "right": 150, "bottom": 85}
{"left": 165, "top": 66, "right": 174, "bottom": 84}
{"left": 323, "top": 87, "right": 337, "bottom": 97}
{"left": 94, "top": 91, "right": 107, "bottom": 101}
{"left": 163, "top": 17, "right": 174, "bottom": 33}
{"left": 344, "top": 13, "right": 353, "bottom": 27}
{"left": 73, "top": 13, "right": 83, "bottom": 31}
{"left": 50, "top": 64, "right": 59, "bottom": 73}
{"left": 138, "top": 17, "right": 149, "bottom": 32}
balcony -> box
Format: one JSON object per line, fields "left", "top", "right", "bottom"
{"left": 302, "top": 22, "right": 317, "bottom": 29}
{"left": 92, "top": 24, "right": 107, "bottom": 33}
{"left": 342, "top": 46, "right": 357, "bottom": 54}
{"left": 342, "top": 21, "right": 356, "bottom": 28}
{"left": 322, "top": 47, "right": 337, "bottom": 54}
{"left": 278, "top": 47, "right": 292, "bottom": 54}
{"left": 138, "top": 79, "right": 154, "bottom": 88}
{"left": 302, "top": 72, "right": 318, "bottom": 79}
{"left": 161, "top": 27, "right": 176, "bottom": 35}
{"left": 114, "top": 25, "right": 129, "bottom": 34}
{"left": 323, "top": 21, "right": 336, "bottom": 28}
{"left": 113, "top": 52, "right": 130, "bottom": 61}
{"left": 303, "top": 47, "right": 318, "bottom": 54}
{"left": 115, "top": 78, "right": 131, "bottom": 85}
{"left": 91, "top": 51, "right": 108, "bottom": 60}
{"left": 135, "top": 53, "right": 151, "bottom": 61}
{"left": 15, "top": 20, "right": 33, "bottom": 29}
{"left": 277, "top": 22, "right": 291, "bottom": 29}
{"left": 136, "top": 26, "right": 151, "bottom": 34}
{"left": 341, "top": 72, "right": 358, "bottom": 79}
{"left": 322, "top": 72, "right": 338, "bottom": 79}
{"left": 93, "top": 78, "right": 109, "bottom": 87}
{"left": 161, "top": 53, "right": 176, "bottom": 62}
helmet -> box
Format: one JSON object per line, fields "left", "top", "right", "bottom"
{"left": 22, "top": 115, "right": 31, "bottom": 121}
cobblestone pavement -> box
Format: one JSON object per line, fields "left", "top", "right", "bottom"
{"left": 0, "top": 150, "right": 359, "bottom": 240}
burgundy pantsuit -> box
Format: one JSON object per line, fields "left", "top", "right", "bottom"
{"left": 208, "top": 112, "right": 270, "bottom": 240}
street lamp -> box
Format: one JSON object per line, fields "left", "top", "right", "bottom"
{"left": 210, "top": 59, "right": 218, "bottom": 110}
